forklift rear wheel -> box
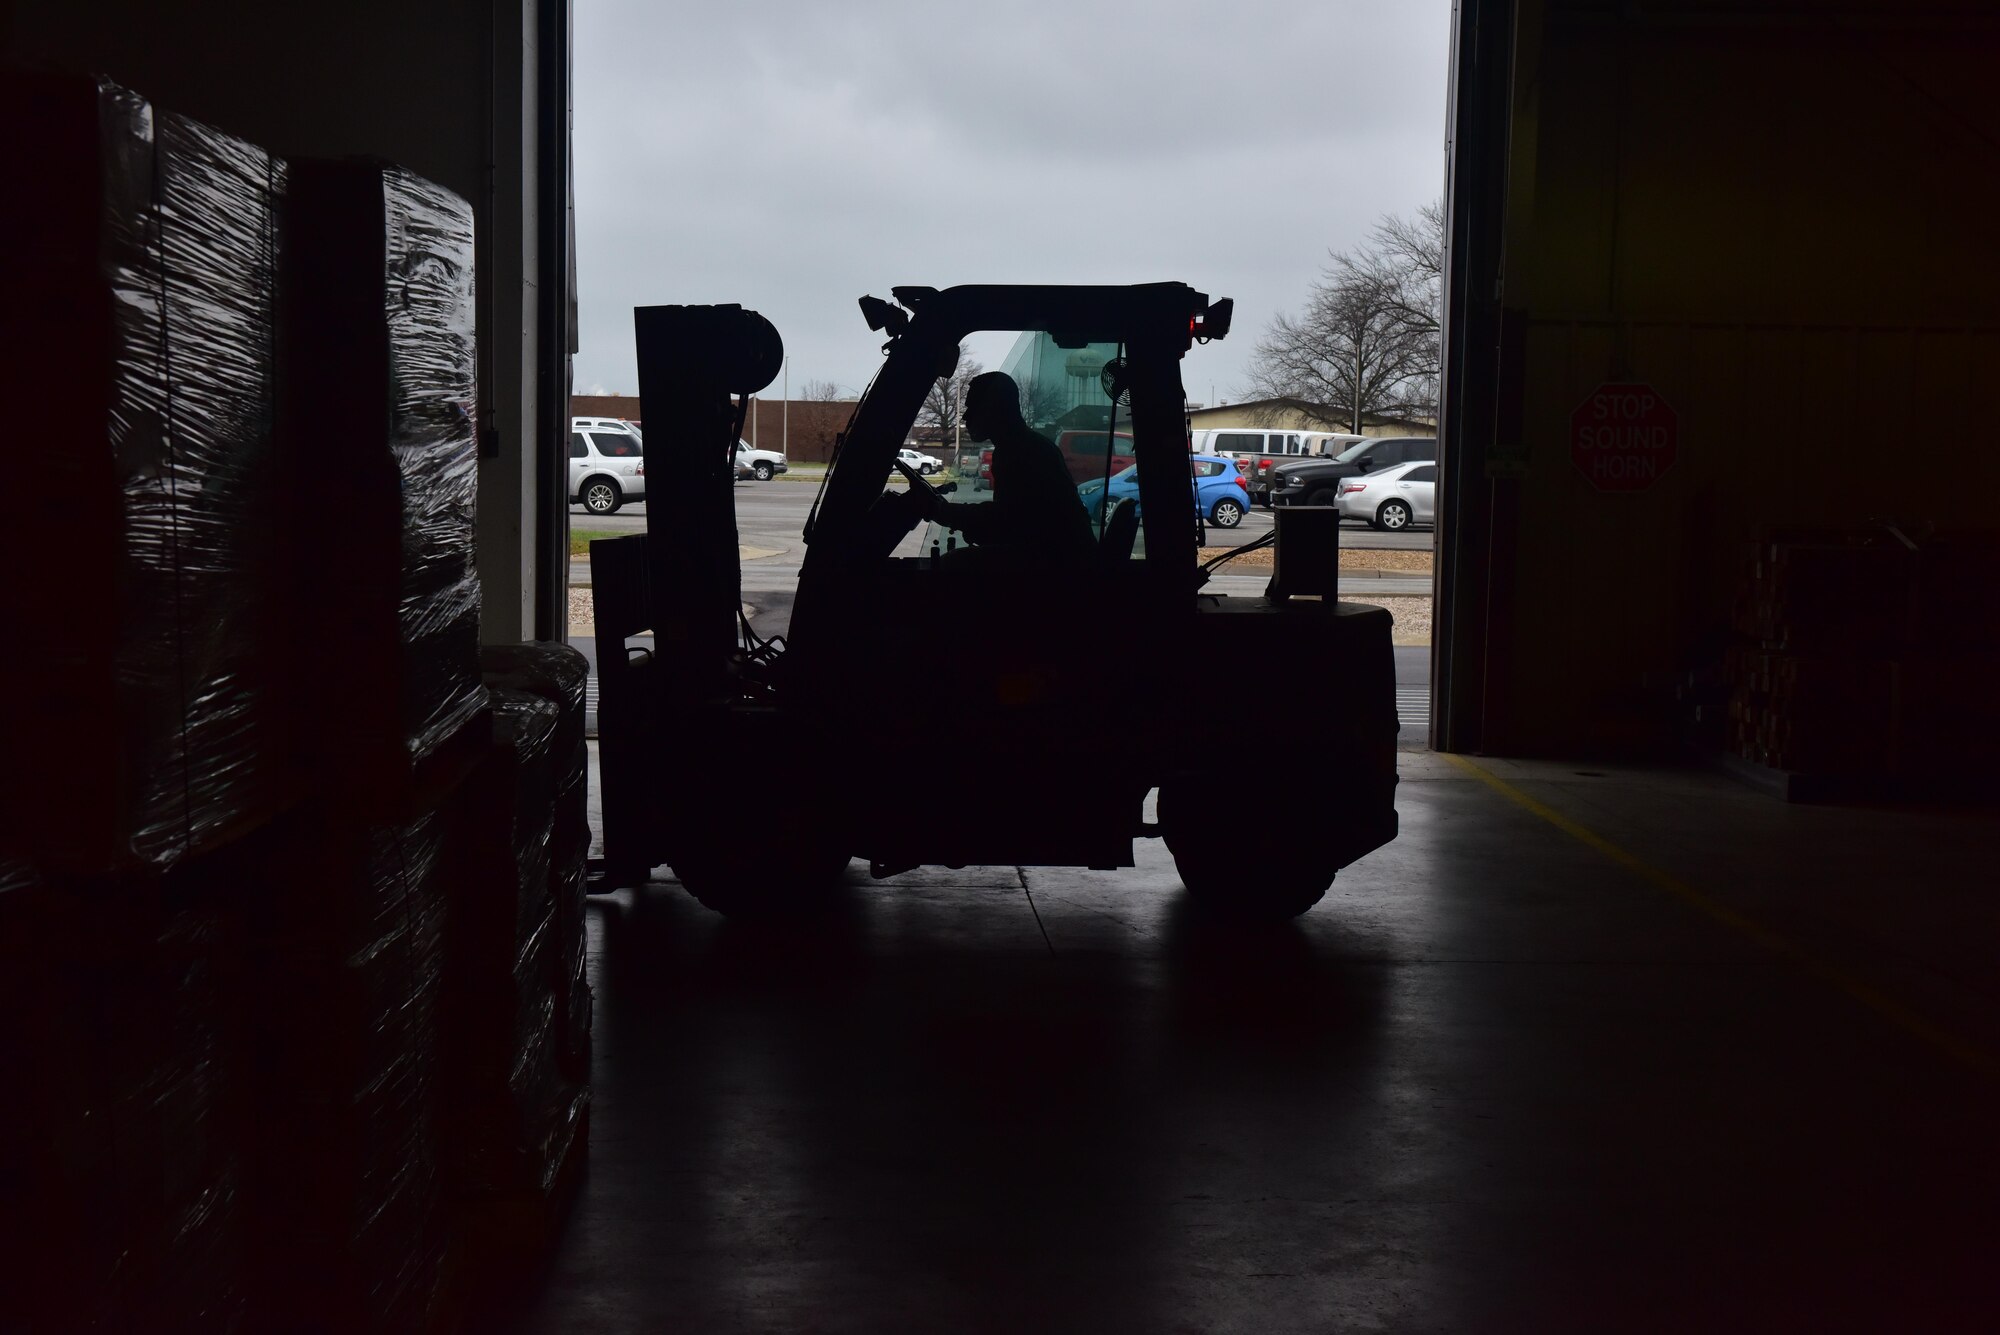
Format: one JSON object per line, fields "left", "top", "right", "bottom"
{"left": 1159, "top": 785, "right": 1332, "bottom": 920}
{"left": 671, "top": 842, "right": 850, "bottom": 917}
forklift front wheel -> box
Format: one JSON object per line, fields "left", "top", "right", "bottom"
{"left": 1159, "top": 785, "right": 1333, "bottom": 920}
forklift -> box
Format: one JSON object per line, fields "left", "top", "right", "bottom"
{"left": 590, "top": 283, "right": 1398, "bottom": 919}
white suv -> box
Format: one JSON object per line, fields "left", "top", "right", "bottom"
{"left": 570, "top": 420, "right": 645, "bottom": 515}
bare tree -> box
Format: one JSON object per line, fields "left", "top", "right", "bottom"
{"left": 1244, "top": 200, "right": 1444, "bottom": 431}
{"left": 798, "top": 378, "right": 852, "bottom": 459}
{"left": 917, "top": 346, "right": 983, "bottom": 448}
{"left": 1364, "top": 198, "right": 1443, "bottom": 410}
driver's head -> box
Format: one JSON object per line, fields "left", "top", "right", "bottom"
{"left": 961, "top": 371, "right": 1024, "bottom": 443}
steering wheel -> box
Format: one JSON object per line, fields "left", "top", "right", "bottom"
{"left": 892, "top": 458, "right": 957, "bottom": 529}
{"left": 894, "top": 457, "right": 944, "bottom": 506}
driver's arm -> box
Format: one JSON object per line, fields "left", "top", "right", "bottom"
{"left": 930, "top": 497, "right": 1006, "bottom": 545}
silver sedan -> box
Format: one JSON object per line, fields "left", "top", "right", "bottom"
{"left": 1335, "top": 460, "right": 1437, "bottom": 531}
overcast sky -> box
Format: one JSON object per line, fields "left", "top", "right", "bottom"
{"left": 572, "top": 0, "right": 1451, "bottom": 405}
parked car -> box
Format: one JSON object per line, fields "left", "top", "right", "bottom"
{"left": 1054, "top": 429, "right": 1137, "bottom": 487}
{"left": 733, "top": 440, "right": 788, "bottom": 481}
{"left": 897, "top": 447, "right": 944, "bottom": 475}
{"left": 1191, "top": 427, "right": 1367, "bottom": 506}
{"left": 569, "top": 423, "right": 645, "bottom": 515}
{"left": 1335, "top": 460, "right": 1437, "bottom": 530}
{"left": 1269, "top": 436, "right": 1437, "bottom": 507}
{"left": 574, "top": 415, "right": 640, "bottom": 436}
{"left": 1076, "top": 454, "right": 1251, "bottom": 528}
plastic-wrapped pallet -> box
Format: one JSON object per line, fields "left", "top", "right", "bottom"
{"left": 479, "top": 643, "right": 593, "bottom": 1076}
{"left": 232, "top": 806, "right": 452, "bottom": 1334}
{"left": 0, "top": 868, "right": 250, "bottom": 1332}
{"left": 0, "top": 75, "right": 293, "bottom": 874}
{"left": 279, "top": 159, "right": 488, "bottom": 816}
{"left": 444, "top": 690, "right": 588, "bottom": 1200}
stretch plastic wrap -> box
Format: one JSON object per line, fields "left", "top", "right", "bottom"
{"left": 444, "top": 690, "right": 587, "bottom": 1196}
{"left": 0, "top": 874, "right": 250, "bottom": 1331}
{"left": 492, "top": 695, "right": 564, "bottom": 935}
{"left": 0, "top": 855, "right": 34, "bottom": 897}
{"left": 479, "top": 644, "right": 593, "bottom": 1072}
{"left": 237, "top": 805, "right": 451, "bottom": 1332}
{"left": 478, "top": 644, "right": 589, "bottom": 790}
{"left": 0, "top": 75, "right": 291, "bottom": 873}
{"left": 281, "top": 159, "right": 486, "bottom": 811}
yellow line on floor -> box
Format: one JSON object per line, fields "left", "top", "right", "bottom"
{"left": 1443, "top": 752, "right": 1998, "bottom": 1080}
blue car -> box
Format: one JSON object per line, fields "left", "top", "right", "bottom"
{"left": 1077, "top": 453, "right": 1250, "bottom": 529}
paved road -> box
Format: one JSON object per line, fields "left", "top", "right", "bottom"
{"left": 572, "top": 484, "right": 1435, "bottom": 556}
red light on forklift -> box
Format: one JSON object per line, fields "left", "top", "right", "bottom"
{"left": 1190, "top": 297, "right": 1234, "bottom": 343}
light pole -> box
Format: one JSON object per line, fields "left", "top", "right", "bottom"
{"left": 782, "top": 356, "right": 789, "bottom": 458}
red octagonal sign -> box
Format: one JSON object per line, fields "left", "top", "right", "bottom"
{"left": 1570, "top": 382, "right": 1677, "bottom": 492}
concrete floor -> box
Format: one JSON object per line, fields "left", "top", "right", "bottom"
{"left": 512, "top": 751, "right": 2000, "bottom": 1333}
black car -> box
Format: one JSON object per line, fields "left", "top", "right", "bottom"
{"left": 1268, "top": 436, "right": 1438, "bottom": 508}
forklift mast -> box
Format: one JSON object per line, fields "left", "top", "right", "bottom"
{"left": 629, "top": 304, "right": 784, "bottom": 698}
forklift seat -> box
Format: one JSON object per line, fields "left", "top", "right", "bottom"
{"left": 1099, "top": 497, "right": 1138, "bottom": 563}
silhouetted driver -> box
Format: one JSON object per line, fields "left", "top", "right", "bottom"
{"left": 918, "top": 372, "right": 1095, "bottom": 564}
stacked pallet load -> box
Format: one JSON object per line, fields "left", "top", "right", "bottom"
{"left": 445, "top": 691, "right": 590, "bottom": 1228}
{"left": 0, "top": 75, "right": 294, "bottom": 875}
{"left": 232, "top": 810, "right": 455, "bottom": 1333}
{"left": 274, "top": 154, "right": 586, "bottom": 1305}
{"left": 0, "top": 862, "right": 252, "bottom": 1331}
{"left": 479, "top": 643, "right": 595, "bottom": 1078}
{"left": 1725, "top": 526, "right": 2000, "bottom": 797}
{"left": 279, "top": 157, "right": 491, "bottom": 815}
{"left": 0, "top": 73, "right": 591, "bottom": 1328}
{"left": 0, "top": 75, "right": 295, "bottom": 1330}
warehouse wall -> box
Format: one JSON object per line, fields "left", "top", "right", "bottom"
{"left": 2, "top": 0, "right": 556, "bottom": 641}
{"left": 1462, "top": 0, "right": 2000, "bottom": 756}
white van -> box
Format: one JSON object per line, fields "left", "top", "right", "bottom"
{"left": 1190, "top": 428, "right": 1366, "bottom": 506}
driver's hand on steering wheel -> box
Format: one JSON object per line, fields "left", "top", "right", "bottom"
{"left": 882, "top": 483, "right": 935, "bottom": 528}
